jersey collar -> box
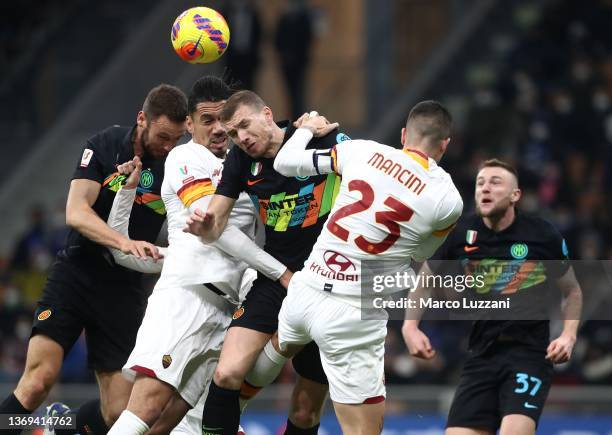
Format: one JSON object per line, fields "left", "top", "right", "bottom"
{"left": 403, "top": 148, "right": 430, "bottom": 170}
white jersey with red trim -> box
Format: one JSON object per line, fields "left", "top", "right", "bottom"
{"left": 302, "top": 139, "right": 463, "bottom": 297}
{"left": 157, "top": 140, "right": 256, "bottom": 293}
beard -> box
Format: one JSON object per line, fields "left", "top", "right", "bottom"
{"left": 139, "top": 126, "right": 153, "bottom": 157}
{"left": 476, "top": 201, "right": 509, "bottom": 219}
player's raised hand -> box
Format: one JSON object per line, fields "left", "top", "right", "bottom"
{"left": 183, "top": 208, "right": 215, "bottom": 238}
{"left": 120, "top": 238, "right": 161, "bottom": 261}
{"left": 546, "top": 333, "right": 576, "bottom": 364}
{"left": 117, "top": 156, "right": 143, "bottom": 189}
{"left": 402, "top": 325, "right": 436, "bottom": 360}
{"left": 294, "top": 111, "right": 339, "bottom": 137}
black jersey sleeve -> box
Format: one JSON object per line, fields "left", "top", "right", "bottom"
{"left": 544, "top": 221, "right": 571, "bottom": 278}
{"left": 72, "top": 138, "right": 106, "bottom": 184}
{"left": 216, "top": 145, "right": 247, "bottom": 199}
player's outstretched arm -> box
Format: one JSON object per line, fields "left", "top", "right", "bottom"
{"left": 66, "top": 172, "right": 160, "bottom": 260}
{"left": 547, "top": 266, "right": 582, "bottom": 364}
{"left": 274, "top": 112, "right": 339, "bottom": 177}
{"left": 214, "top": 225, "right": 289, "bottom": 282}
{"left": 106, "top": 157, "right": 166, "bottom": 273}
{"left": 183, "top": 194, "right": 235, "bottom": 242}
{"left": 402, "top": 261, "right": 437, "bottom": 360}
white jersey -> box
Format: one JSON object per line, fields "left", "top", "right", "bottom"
{"left": 156, "top": 140, "right": 256, "bottom": 297}
{"left": 302, "top": 140, "right": 463, "bottom": 297}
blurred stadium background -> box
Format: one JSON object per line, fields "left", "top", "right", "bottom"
{"left": 1, "top": 0, "right": 612, "bottom": 433}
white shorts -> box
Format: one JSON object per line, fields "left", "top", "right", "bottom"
{"left": 123, "top": 283, "right": 233, "bottom": 407}
{"left": 278, "top": 271, "right": 388, "bottom": 404}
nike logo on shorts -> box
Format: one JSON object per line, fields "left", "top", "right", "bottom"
{"left": 524, "top": 402, "right": 538, "bottom": 409}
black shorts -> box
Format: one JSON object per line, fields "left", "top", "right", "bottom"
{"left": 447, "top": 341, "right": 553, "bottom": 431}
{"left": 32, "top": 254, "right": 149, "bottom": 371}
{"left": 230, "top": 274, "right": 328, "bottom": 385}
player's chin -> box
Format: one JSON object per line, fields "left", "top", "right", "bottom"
{"left": 476, "top": 203, "right": 498, "bottom": 217}
{"left": 210, "top": 142, "right": 229, "bottom": 157}
{"left": 246, "top": 147, "right": 264, "bottom": 159}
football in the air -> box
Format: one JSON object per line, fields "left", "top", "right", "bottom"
{"left": 170, "top": 6, "right": 230, "bottom": 64}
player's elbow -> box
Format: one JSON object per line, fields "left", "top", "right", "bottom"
{"left": 273, "top": 158, "right": 292, "bottom": 176}
{"left": 65, "top": 203, "right": 88, "bottom": 230}
{"left": 65, "top": 207, "right": 80, "bottom": 229}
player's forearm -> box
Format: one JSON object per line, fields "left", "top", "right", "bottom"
{"left": 403, "top": 285, "right": 430, "bottom": 327}
{"left": 560, "top": 286, "right": 582, "bottom": 337}
{"left": 213, "top": 225, "right": 287, "bottom": 280}
{"left": 274, "top": 128, "right": 321, "bottom": 177}
{"left": 107, "top": 187, "right": 166, "bottom": 273}
{"left": 67, "top": 202, "right": 127, "bottom": 249}
{"left": 403, "top": 262, "right": 433, "bottom": 326}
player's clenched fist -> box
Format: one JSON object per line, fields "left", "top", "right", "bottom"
{"left": 117, "top": 156, "right": 143, "bottom": 189}
{"left": 183, "top": 208, "right": 216, "bottom": 241}
{"left": 402, "top": 324, "right": 436, "bottom": 360}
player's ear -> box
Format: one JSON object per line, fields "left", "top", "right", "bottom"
{"left": 440, "top": 137, "right": 450, "bottom": 154}
{"left": 510, "top": 188, "right": 522, "bottom": 204}
{"left": 263, "top": 106, "right": 274, "bottom": 123}
{"left": 400, "top": 127, "right": 407, "bottom": 146}
{"left": 186, "top": 115, "right": 195, "bottom": 135}
{"left": 136, "top": 111, "right": 146, "bottom": 129}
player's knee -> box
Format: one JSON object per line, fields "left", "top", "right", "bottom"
{"left": 213, "top": 365, "right": 245, "bottom": 390}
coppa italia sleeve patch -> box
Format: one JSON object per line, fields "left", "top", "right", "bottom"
{"left": 80, "top": 148, "right": 94, "bottom": 167}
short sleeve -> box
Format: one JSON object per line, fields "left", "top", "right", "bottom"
{"left": 331, "top": 140, "right": 376, "bottom": 175}
{"left": 432, "top": 186, "right": 463, "bottom": 236}
{"left": 216, "top": 145, "right": 246, "bottom": 199}
{"left": 545, "top": 222, "right": 571, "bottom": 278}
{"left": 72, "top": 140, "right": 105, "bottom": 183}
{"left": 165, "top": 149, "right": 216, "bottom": 208}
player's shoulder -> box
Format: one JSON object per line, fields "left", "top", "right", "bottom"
{"left": 453, "top": 213, "right": 481, "bottom": 233}
{"left": 428, "top": 162, "right": 462, "bottom": 201}
{"left": 87, "top": 125, "right": 131, "bottom": 150}
{"left": 168, "top": 140, "right": 212, "bottom": 160}
{"left": 166, "top": 140, "right": 221, "bottom": 173}
{"left": 517, "top": 213, "right": 562, "bottom": 240}
{"left": 313, "top": 127, "right": 353, "bottom": 149}
{"left": 338, "top": 138, "right": 385, "bottom": 154}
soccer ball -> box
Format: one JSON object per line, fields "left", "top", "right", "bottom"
{"left": 170, "top": 7, "right": 230, "bottom": 64}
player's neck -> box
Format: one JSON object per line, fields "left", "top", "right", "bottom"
{"left": 267, "top": 125, "right": 287, "bottom": 158}
{"left": 482, "top": 207, "right": 516, "bottom": 232}
{"left": 132, "top": 128, "right": 144, "bottom": 157}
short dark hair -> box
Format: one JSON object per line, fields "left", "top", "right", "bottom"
{"left": 479, "top": 158, "right": 519, "bottom": 182}
{"left": 188, "top": 76, "right": 234, "bottom": 114}
{"left": 406, "top": 100, "right": 452, "bottom": 144}
{"left": 219, "top": 90, "right": 266, "bottom": 123}
{"left": 142, "top": 84, "right": 188, "bottom": 123}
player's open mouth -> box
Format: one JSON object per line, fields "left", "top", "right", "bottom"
{"left": 481, "top": 198, "right": 493, "bottom": 204}
{"left": 211, "top": 137, "right": 226, "bottom": 145}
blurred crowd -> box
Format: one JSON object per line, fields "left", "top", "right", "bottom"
{"left": 385, "top": 0, "right": 612, "bottom": 388}
{"left": 2, "top": 0, "right": 612, "bottom": 388}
